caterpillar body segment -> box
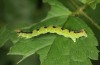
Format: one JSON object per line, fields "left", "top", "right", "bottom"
{"left": 17, "top": 26, "right": 87, "bottom": 42}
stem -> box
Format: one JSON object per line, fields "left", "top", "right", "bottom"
{"left": 70, "top": 0, "right": 79, "bottom": 8}
{"left": 81, "top": 11, "right": 100, "bottom": 30}
{"left": 70, "top": 0, "right": 100, "bottom": 30}
{"left": 86, "top": 0, "right": 96, "bottom": 5}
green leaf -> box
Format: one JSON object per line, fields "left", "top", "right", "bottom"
{"left": 43, "top": 0, "right": 58, "bottom": 4}
{"left": 38, "top": 17, "right": 98, "bottom": 65}
{"left": 40, "top": 36, "right": 71, "bottom": 65}
{"left": 8, "top": 16, "right": 68, "bottom": 63}
{"left": 8, "top": 34, "right": 57, "bottom": 63}
{"left": 65, "top": 17, "right": 99, "bottom": 61}
{"left": 10, "top": 31, "right": 20, "bottom": 44}
{"left": 8, "top": 16, "right": 99, "bottom": 65}
{"left": 41, "top": 0, "right": 71, "bottom": 21}
{"left": 0, "top": 0, "right": 99, "bottom": 65}
{"left": 70, "top": 59, "right": 92, "bottom": 65}
{"left": 79, "top": 0, "right": 100, "bottom": 9}
{"left": 0, "top": 26, "right": 10, "bottom": 47}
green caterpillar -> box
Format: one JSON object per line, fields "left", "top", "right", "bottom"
{"left": 17, "top": 26, "right": 87, "bottom": 42}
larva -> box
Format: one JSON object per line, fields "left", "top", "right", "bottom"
{"left": 17, "top": 26, "right": 87, "bottom": 42}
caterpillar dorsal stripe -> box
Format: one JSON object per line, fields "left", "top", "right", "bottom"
{"left": 17, "top": 26, "right": 87, "bottom": 42}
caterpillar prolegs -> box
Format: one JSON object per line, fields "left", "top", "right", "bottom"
{"left": 17, "top": 26, "right": 87, "bottom": 42}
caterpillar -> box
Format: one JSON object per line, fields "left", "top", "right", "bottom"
{"left": 16, "top": 26, "right": 87, "bottom": 42}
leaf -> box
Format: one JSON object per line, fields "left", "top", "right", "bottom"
{"left": 70, "top": 59, "right": 92, "bottom": 65}
{"left": 41, "top": 0, "right": 71, "bottom": 21}
{"left": 10, "top": 31, "right": 20, "bottom": 44}
{"left": 79, "top": 0, "right": 100, "bottom": 9}
{"left": 0, "top": 26, "right": 10, "bottom": 47}
{"left": 8, "top": 35, "right": 57, "bottom": 63}
{"left": 65, "top": 17, "right": 99, "bottom": 60}
{"left": 0, "top": 0, "right": 99, "bottom": 65}
{"left": 8, "top": 16, "right": 99, "bottom": 65}
{"left": 38, "top": 17, "right": 99, "bottom": 65}
{"left": 40, "top": 36, "right": 71, "bottom": 65}
{"left": 8, "top": 16, "right": 68, "bottom": 63}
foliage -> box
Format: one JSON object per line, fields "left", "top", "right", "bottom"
{"left": 0, "top": 0, "right": 100, "bottom": 65}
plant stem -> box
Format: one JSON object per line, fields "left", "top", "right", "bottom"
{"left": 81, "top": 11, "right": 100, "bottom": 30}
{"left": 70, "top": 0, "right": 100, "bottom": 30}
{"left": 70, "top": 0, "right": 79, "bottom": 8}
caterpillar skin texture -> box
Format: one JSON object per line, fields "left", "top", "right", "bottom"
{"left": 17, "top": 26, "right": 87, "bottom": 42}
